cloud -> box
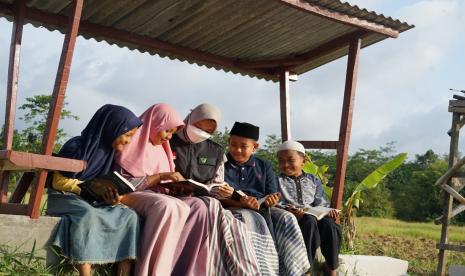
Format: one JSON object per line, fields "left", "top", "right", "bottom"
{"left": 0, "top": 1, "right": 464, "bottom": 157}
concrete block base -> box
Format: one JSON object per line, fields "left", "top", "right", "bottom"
{"left": 449, "top": 265, "right": 465, "bottom": 276}
{"left": 0, "top": 214, "right": 61, "bottom": 265}
{"left": 338, "top": 255, "right": 409, "bottom": 276}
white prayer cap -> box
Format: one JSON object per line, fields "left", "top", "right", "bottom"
{"left": 277, "top": 140, "right": 305, "bottom": 154}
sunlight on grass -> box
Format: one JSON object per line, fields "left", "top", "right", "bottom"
{"left": 356, "top": 216, "right": 465, "bottom": 242}
{"left": 351, "top": 217, "right": 465, "bottom": 275}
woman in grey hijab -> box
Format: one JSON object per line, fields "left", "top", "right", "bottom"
{"left": 170, "top": 103, "right": 261, "bottom": 276}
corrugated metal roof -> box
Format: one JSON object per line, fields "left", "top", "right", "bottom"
{"left": 0, "top": 0, "right": 413, "bottom": 81}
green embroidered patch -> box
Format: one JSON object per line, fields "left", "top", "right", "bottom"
{"left": 198, "top": 156, "right": 216, "bottom": 166}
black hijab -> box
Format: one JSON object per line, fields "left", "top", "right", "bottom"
{"left": 58, "top": 104, "right": 142, "bottom": 181}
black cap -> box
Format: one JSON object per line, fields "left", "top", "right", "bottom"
{"left": 230, "top": 122, "right": 259, "bottom": 140}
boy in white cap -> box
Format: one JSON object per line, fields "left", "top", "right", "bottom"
{"left": 277, "top": 140, "right": 341, "bottom": 276}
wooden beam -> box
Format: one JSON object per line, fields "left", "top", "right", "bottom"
{"left": 274, "top": 0, "right": 399, "bottom": 38}
{"left": 441, "top": 184, "right": 465, "bottom": 206}
{"left": 237, "top": 30, "right": 368, "bottom": 70}
{"left": 436, "top": 243, "right": 465, "bottom": 253}
{"left": 437, "top": 112, "right": 461, "bottom": 276}
{"left": 332, "top": 37, "right": 361, "bottom": 210}
{"left": 0, "top": 3, "right": 275, "bottom": 81}
{"left": 434, "top": 156, "right": 465, "bottom": 186}
{"left": 9, "top": 172, "right": 35, "bottom": 204}
{"left": 279, "top": 69, "right": 291, "bottom": 141}
{"left": 3, "top": 0, "right": 24, "bottom": 151}
{"left": 0, "top": 0, "right": 25, "bottom": 204}
{"left": 27, "top": 0, "right": 84, "bottom": 219}
{"left": 435, "top": 205, "right": 465, "bottom": 225}
{"left": 447, "top": 114, "right": 465, "bottom": 136}
{"left": 0, "top": 202, "right": 28, "bottom": 215}
{"left": 0, "top": 150, "right": 85, "bottom": 172}
{"left": 298, "top": 140, "right": 338, "bottom": 150}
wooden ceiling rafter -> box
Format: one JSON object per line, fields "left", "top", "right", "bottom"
{"left": 274, "top": 0, "right": 399, "bottom": 38}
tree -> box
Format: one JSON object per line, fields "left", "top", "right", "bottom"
{"left": 17, "top": 95, "right": 79, "bottom": 153}
{"left": 210, "top": 127, "right": 230, "bottom": 151}
{"left": 255, "top": 134, "right": 281, "bottom": 172}
{"left": 392, "top": 151, "right": 447, "bottom": 222}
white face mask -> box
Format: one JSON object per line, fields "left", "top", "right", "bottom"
{"left": 186, "top": 124, "right": 211, "bottom": 143}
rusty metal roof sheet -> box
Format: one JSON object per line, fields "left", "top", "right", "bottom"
{"left": 0, "top": 0, "right": 413, "bottom": 81}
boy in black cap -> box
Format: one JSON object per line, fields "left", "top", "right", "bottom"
{"left": 222, "top": 121, "right": 311, "bottom": 275}
{"left": 224, "top": 122, "right": 281, "bottom": 209}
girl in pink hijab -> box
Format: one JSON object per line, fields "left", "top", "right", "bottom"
{"left": 115, "top": 103, "right": 208, "bottom": 276}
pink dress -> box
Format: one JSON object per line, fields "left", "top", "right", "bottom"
{"left": 115, "top": 104, "right": 209, "bottom": 275}
{"left": 118, "top": 153, "right": 208, "bottom": 275}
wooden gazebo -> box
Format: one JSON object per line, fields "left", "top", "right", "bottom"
{"left": 0, "top": 0, "right": 412, "bottom": 218}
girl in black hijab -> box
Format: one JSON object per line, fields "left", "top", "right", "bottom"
{"left": 47, "top": 104, "right": 142, "bottom": 276}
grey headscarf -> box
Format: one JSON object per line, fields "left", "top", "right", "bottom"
{"left": 177, "top": 103, "right": 222, "bottom": 142}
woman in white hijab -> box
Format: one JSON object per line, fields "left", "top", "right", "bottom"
{"left": 170, "top": 103, "right": 260, "bottom": 276}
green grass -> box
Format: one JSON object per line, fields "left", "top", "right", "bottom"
{"left": 0, "top": 243, "right": 114, "bottom": 276}
{"left": 356, "top": 216, "right": 465, "bottom": 242}
{"left": 345, "top": 217, "right": 465, "bottom": 275}
{"left": 0, "top": 241, "right": 53, "bottom": 276}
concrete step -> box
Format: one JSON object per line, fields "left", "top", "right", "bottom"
{"left": 449, "top": 265, "right": 465, "bottom": 276}
{"left": 0, "top": 214, "right": 61, "bottom": 265}
{"left": 338, "top": 255, "right": 409, "bottom": 276}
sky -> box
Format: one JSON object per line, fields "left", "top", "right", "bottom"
{"left": 0, "top": 0, "right": 464, "bottom": 157}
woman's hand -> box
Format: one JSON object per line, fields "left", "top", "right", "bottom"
{"left": 240, "top": 196, "right": 259, "bottom": 210}
{"left": 264, "top": 192, "right": 281, "bottom": 207}
{"left": 210, "top": 183, "right": 234, "bottom": 198}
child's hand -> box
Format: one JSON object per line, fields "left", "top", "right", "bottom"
{"left": 168, "top": 182, "right": 193, "bottom": 197}
{"left": 210, "top": 183, "right": 234, "bottom": 198}
{"left": 264, "top": 192, "right": 281, "bottom": 207}
{"left": 240, "top": 196, "right": 259, "bottom": 210}
{"left": 328, "top": 209, "right": 339, "bottom": 219}
{"left": 287, "top": 206, "right": 305, "bottom": 219}
{"left": 162, "top": 172, "right": 185, "bottom": 182}
{"left": 101, "top": 183, "right": 121, "bottom": 205}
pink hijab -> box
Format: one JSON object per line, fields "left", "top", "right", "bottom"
{"left": 115, "top": 103, "right": 184, "bottom": 177}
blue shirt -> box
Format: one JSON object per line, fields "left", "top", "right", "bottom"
{"left": 278, "top": 173, "right": 329, "bottom": 208}
{"left": 225, "top": 154, "right": 278, "bottom": 199}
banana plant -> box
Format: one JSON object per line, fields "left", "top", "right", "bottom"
{"left": 341, "top": 153, "right": 408, "bottom": 249}
{"left": 303, "top": 160, "right": 333, "bottom": 199}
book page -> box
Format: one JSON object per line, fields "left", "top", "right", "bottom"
{"left": 303, "top": 206, "right": 339, "bottom": 220}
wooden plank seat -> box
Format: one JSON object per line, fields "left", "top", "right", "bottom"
{"left": 0, "top": 150, "right": 86, "bottom": 217}
{"left": 0, "top": 150, "right": 86, "bottom": 172}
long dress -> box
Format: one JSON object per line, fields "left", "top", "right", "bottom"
{"left": 200, "top": 197, "right": 261, "bottom": 276}
{"left": 46, "top": 104, "right": 143, "bottom": 264}
{"left": 47, "top": 188, "right": 139, "bottom": 264}
{"left": 114, "top": 103, "right": 212, "bottom": 275}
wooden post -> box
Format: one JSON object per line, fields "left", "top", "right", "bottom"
{"left": 279, "top": 69, "right": 291, "bottom": 142}
{"left": 437, "top": 112, "right": 461, "bottom": 275}
{"left": 27, "top": 0, "right": 83, "bottom": 218}
{"left": 0, "top": 0, "right": 25, "bottom": 204}
{"left": 332, "top": 37, "right": 361, "bottom": 209}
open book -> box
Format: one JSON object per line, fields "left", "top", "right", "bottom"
{"left": 302, "top": 206, "right": 340, "bottom": 220}
{"left": 160, "top": 179, "right": 224, "bottom": 196}
{"left": 278, "top": 204, "right": 340, "bottom": 220}
{"left": 79, "top": 171, "right": 139, "bottom": 201}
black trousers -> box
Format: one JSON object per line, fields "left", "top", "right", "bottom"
{"left": 298, "top": 214, "right": 342, "bottom": 270}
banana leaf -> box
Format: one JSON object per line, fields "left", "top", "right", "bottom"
{"left": 303, "top": 162, "right": 331, "bottom": 199}
{"left": 345, "top": 153, "right": 407, "bottom": 208}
